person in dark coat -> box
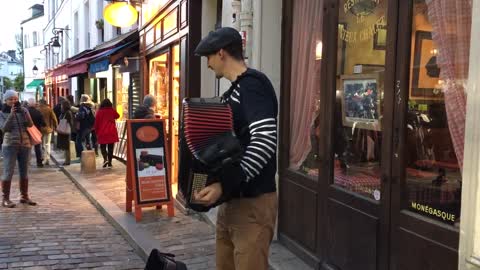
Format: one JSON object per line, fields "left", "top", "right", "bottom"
{"left": 27, "top": 99, "right": 46, "bottom": 167}
{"left": 94, "top": 99, "right": 120, "bottom": 168}
{"left": 57, "top": 100, "right": 74, "bottom": 166}
{"left": 53, "top": 97, "right": 64, "bottom": 122}
{"left": 75, "top": 94, "right": 95, "bottom": 158}
{"left": 133, "top": 95, "right": 156, "bottom": 119}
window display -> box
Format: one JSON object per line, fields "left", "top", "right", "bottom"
{"left": 333, "top": 0, "right": 388, "bottom": 199}
{"left": 149, "top": 53, "right": 170, "bottom": 128}
{"left": 402, "top": 0, "right": 471, "bottom": 227}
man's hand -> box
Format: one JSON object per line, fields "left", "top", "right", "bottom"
{"left": 194, "top": 182, "right": 223, "bottom": 206}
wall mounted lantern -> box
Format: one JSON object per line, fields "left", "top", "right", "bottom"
{"left": 32, "top": 65, "right": 38, "bottom": 75}
{"left": 104, "top": 1, "right": 138, "bottom": 28}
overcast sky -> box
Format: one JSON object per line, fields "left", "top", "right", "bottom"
{"left": 0, "top": 0, "right": 43, "bottom": 52}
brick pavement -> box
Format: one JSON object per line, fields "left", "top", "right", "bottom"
{"left": 0, "top": 160, "right": 145, "bottom": 270}
{"left": 50, "top": 150, "right": 313, "bottom": 270}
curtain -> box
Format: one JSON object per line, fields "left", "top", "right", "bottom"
{"left": 289, "top": 0, "right": 323, "bottom": 170}
{"left": 426, "top": 0, "right": 472, "bottom": 170}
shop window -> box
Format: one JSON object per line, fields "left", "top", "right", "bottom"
{"left": 288, "top": 0, "right": 323, "bottom": 179}
{"left": 149, "top": 53, "right": 170, "bottom": 125}
{"left": 333, "top": 0, "right": 388, "bottom": 199}
{"left": 402, "top": 0, "right": 471, "bottom": 227}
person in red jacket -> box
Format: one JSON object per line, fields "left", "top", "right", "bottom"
{"left": 94, "top": 99, "right": 119, "bottom": 168}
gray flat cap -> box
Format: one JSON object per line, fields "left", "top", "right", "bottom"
{"left": 194, "top": 27, "right": 242, "bottom": 56}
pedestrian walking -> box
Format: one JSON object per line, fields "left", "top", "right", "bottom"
{"left": 75, "top": 94, "right": 95, "bottom": 158}
{"left": 0, "top": 90, "right": 37, "bottom": 208}
{"left": 94, "top": 99, "right": 119, "bottom": 168}
{"left": 194, "top": 27, "right": 278, "bottom": 270}
{"left": 53, "top": 97, "right": 64, "bottom": 123}
{"left": 56, "top": 100, "right": 74, "bottom": 166}
{"left": 37, "top": 99, "right": 58, "bottom": 166}
{"left": 27, "top": 98, "right": 47, "bottom": 167}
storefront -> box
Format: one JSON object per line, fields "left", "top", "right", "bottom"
{"left": 139, "top": 0, "right": 202, "bottom": 187}
{"left": 45, "top": 65, "right": 69, "bottom": 106}
{"left": 279, "top": 0, "right": 472, "bottom": 269}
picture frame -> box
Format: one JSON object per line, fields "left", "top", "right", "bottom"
{"left": 340, "top": 73, "right": 382, "bottom": 131}
{"left": 410, "top": 31, "right": 443, "bottom": 100}
{"left": 373, "top": 25, "right": 387, "bottom": 50}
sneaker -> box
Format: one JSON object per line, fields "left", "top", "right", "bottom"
{"left": 107, "top": 162, "right": 113, "bottom": 169}
{"left": 37, "top": 163, "right": 44, "bottom": 168}
{"left": 44, "top": 160, "right": 50, "bottom": 166}
{"left": 102, "top": 160, "right": 109, "bottom": 168}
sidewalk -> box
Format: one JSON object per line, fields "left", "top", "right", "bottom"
{"left": 50, "top": 150, "right": 312, "bottom": 270}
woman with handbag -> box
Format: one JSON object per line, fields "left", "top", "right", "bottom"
{"left": 57, "top": 100, "right": 74, "bottom": 166}
{"left": 94, "top": 99, "right": 119, "bottom": 168}
{"left": 37, "top": 99, "right": 58, "bottom": 166}
{"left": 27, "top": 99, "right": 46, "bottom": 167}
{"left": 0, "top": 90, "right": 36, "bottom": 208}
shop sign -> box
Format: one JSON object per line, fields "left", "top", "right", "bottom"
{"left": 126, "top": 119, "right": 175, "bottom": 221}
{"left": 410, "top": 201, "right": 456, "bottom": 224}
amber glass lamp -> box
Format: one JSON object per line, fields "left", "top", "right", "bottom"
{"left": 104, "top": 1, "right": 138, "bottom": 28}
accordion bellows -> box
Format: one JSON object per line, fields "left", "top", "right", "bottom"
{"left": 179, "top": 97, "right": 243, "bottom": 211}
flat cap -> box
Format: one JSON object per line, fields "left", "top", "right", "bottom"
{"left": 195, "top": 27, "right": 242, "bottom": 56}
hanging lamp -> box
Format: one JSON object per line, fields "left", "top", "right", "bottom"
{"left": 104, "top": 1, "right": 138, "bottom": 28}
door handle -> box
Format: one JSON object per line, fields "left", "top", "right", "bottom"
{"left": 393, "top": 127, "right": 399, "bottom": 159}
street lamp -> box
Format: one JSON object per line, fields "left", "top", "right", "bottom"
{"left": 51, "top": 37, "right": 61, "bottom": 55}
{"left": 32, "top": 65, "right": 38, "bottom": 76}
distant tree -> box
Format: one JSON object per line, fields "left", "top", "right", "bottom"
{"left": 13, "top": 74, "right": 24, "bottom": 91}
{"left": 3, "top": 77, "right": 12, "bottom": 89}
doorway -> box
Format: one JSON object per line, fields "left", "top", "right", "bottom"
{"left": 148, "top": 44, "right": 181, "bottom": 192}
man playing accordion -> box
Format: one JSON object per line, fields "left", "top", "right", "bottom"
{"left": 194, "top": 27, "right": 278, "bottom": 270}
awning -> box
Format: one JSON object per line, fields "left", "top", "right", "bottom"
{"left": 26, "top": 79, "right": 44, "bottom": 88}
{"left": 88, "top": 41, "right": 138, "bottom": 73}
{"left": 66, "top": 30, "right": 139, "bottom": 77}
{"left": 66, "top": 49, "right": 112, "bottom": 76}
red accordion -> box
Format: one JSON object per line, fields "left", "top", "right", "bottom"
{"left": 178, "top": 97, "right": 242, "bottom": 211}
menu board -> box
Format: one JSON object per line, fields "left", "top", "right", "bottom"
{"left": 126, "top": 119, "right": 171, "bottom": 205}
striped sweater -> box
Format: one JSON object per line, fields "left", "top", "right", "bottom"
{"left": 220, "top": 68, "right": 278, "bottom": 198}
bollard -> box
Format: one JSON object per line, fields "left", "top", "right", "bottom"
{"left": 69, "top": 141, "right": 77, "bottom": 160}
{"left": 81, "top": 150, "right": 96, "bottom": 174}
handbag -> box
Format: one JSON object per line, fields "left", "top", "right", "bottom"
{"left": 27, "top": 125, "right": 42, "bottom": 145}
{"left": 57, "top": 114, "right": 71, "bottom": 135}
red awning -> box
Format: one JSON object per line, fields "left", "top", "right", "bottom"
{"left": 66, "top": 48, "right": 112, "bottom": 76}
{"left": 52, "top": 64, "right": 68, "bottom": 77}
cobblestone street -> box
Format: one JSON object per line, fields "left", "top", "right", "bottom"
{"left": 0, "top": 162, "right": 145, "bottom": 270}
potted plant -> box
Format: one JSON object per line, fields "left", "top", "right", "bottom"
{"left": 95, "top": 19, "right": 104, "bottom": 30}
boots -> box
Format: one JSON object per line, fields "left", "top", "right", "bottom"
{"left": 1, "top": 181, "right": 16, "bottom": 208}
{"left": 19, "top": 179, "right": 37, "bottom": 206}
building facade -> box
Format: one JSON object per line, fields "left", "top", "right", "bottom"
{"left": 22, "top": 4, "right": 47, "bottom": 101}
{"left": 278, "top": 0, "right": 478, "bottom": 269}
{"left": 0, "top": 51, "right": 23, "bottom": 98}
{"left": 43, "top": 0, "right": 137, "bottom": 105}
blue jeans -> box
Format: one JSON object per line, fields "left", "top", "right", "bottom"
{"left": 1, "top": 146, "right": 31, "bottom": 181}
{"left": 75, "top": 128, "right": 91, "bottom": 158}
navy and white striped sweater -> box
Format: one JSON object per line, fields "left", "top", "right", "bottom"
{"left": 220, "top": 68, "right": 278, "bottom": 198}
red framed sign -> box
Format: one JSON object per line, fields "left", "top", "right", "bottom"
{"left": 125, "top": 119, "right": 174, "bottom": 221}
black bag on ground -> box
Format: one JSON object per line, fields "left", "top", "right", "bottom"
{"left": 144, "top": 249, "right": 187, "bottom": 270}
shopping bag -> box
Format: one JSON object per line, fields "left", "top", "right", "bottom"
{"left": 57, "top": 119, "right": 71, "bottom": 135}
{"left": 27, "top": 125, "right": 42, "bottom": 145}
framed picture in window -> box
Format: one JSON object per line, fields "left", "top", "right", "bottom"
{"left": 410, "top": 31, "right": 443, "bottom": 100}
{"left": 340, "top": 73, "right": 382, "bottom": 131}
